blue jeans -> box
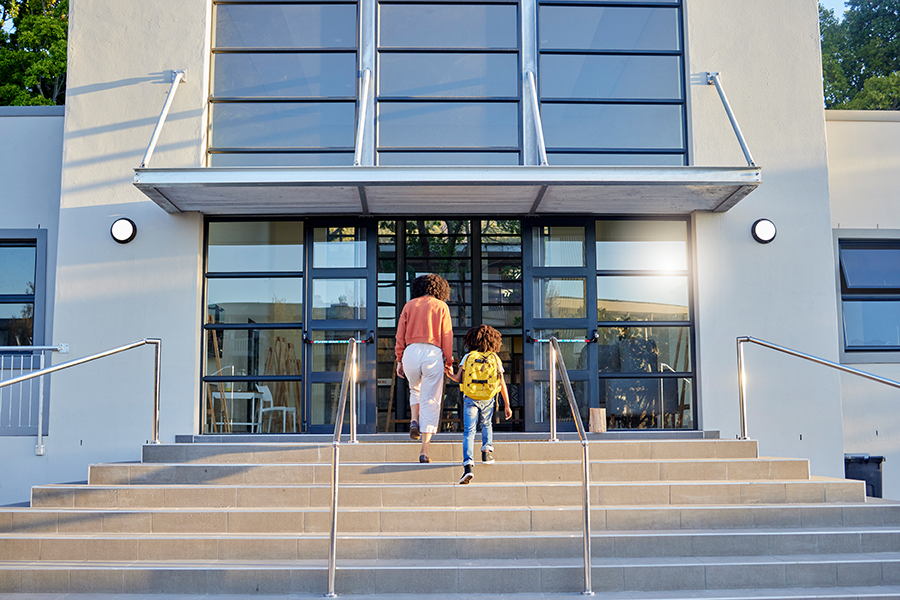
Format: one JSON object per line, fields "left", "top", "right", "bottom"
{"left": 462, "top": 396, "right": 494, "bottom": 466}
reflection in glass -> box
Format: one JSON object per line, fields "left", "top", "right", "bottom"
{"left": 541, "top": 55, "right": 682, "bottom": 100}
{"left": 206, "top": 329, "right": 303, "bottom": 378}
{"left": 597, "top": 327, "right": 691, "bottom": 373}
{"left": 310, "top": 331, "right": 365, "bottom": 371}
{"left": 534, "top": 329, "right": 588, "bottom": 371}
{"left": 542, "top": 104, "right": 684, "bottom": 150}
{"left": 842, "top": 300, "right": 900, "bottom": 348}
{"left": 534, "top": 278, "right": 587, "bottom": 319}
{"left": 596, "top": 220, "right": 687, "bottom": 271}
{"left": 840, "top": 246, "right": 900, "bottom": 288}
{"left": 378, "top": 102, "right": 519, "bottom": 148}
{"left": 204, "top": 378, "right": 302, "bottom": 434}
{"left": 597, "top": 277, "right": 688, "bottom": 322}
{"left": 548, "top": 153, "right": 684, "bottom": 166}
{"left": 313, "top": 227, "right": 366, "bottom": 268}
{"left": 379, "top": 4, "right": 518, "bottom": 49}
{"left": 211, "top": 102, "right": 356, "bottom": 149}
{"left": 216, "top": 4, "right": 357, "bottom": 49}
{"left": 207, "top": 221, "right": 303, "bottom": 273}
{"left": 534, "top": 380, "right": 588, "bottom": 424}
{"left": 0, "top": 303, "right": 33, "bottom": 346}
{"left": 378, "top": 152, "right": 519, "bottom": 166}
{"left": 207, "top": 278, "right": 303, "bottom": 324}
{"left": 379, "top": 53, "right": 518, "bottom": 97}
{"left": 312, "top": 279, "right": 366, "bottom": 320}
{"left": 210, "top": 153, "right": 355, "bottom": 167}
{"left": 533, "top": 226, "right": 585, "bottom": 267}
{"left": 539, "top": 6, "right": 680, "bottom": 51}
{"left": 602, "top": 377, "right": 691, "bottom": 429}
{"left": 311, "top": 382, "right": 366, "bottom": 426}
{"left": 0, "top": 246, "right": 36, "bottom": 295}
{"left": 214, "top": 53, "right": 356, "bottom": 98}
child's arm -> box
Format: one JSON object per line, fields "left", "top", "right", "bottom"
{"left": 497, "top": 360, "right": 512, "bottom": 419}
{"left": 446, "top": 365, "right": 462, "bottom": 383}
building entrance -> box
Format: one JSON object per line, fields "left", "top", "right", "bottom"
{"left": 201, "top": 217, "right": 696, "bottom": 435}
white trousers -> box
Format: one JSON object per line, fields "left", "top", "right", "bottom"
{"left": 402, "top": 343, "right": 444, "bottom": 434}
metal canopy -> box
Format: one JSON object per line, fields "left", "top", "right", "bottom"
{"left": 133, "top": 165, "right": 761, "bottom": 216}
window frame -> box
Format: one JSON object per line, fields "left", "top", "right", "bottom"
{"left": 834, "top": 228, "right": 900, "bottom": 364}
{"left": 0, "top": 229, "right": 47, "bottom": 349}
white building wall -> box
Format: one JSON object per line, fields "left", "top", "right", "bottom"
{"left": 826, "top": 110, "right": 900, "bottom": 500}
{"left": 0, "top": 1, "right": 210, "bottom": 505}
{"left": 687, "top": 1, "right": 845, "bottom": 478}
{"left": 0, "top": 107, "right": 63, "bottom": 505}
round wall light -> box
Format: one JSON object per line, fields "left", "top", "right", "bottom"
{"left": 111, "top": 218, "right": 137, "bottom": 244}
{"left": 751, "top": 219, "right": 776, "bottom": 244}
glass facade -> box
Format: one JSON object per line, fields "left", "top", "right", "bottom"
{"left": 839, "top": 241, "right": 900, "bottom": 351}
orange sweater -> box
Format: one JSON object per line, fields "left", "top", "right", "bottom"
{"left": 394, "top": 296, "right": 454, "bottom": 367}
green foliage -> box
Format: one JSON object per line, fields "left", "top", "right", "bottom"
{"left": 0, "top": 0, "right": 68, "bottom": 106}
{"left": 820, "top": 0, "right": 900, "bottom": 110}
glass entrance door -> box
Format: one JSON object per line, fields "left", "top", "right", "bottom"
{"left": 305, "top": 223, "right": 377, "bottom": 434}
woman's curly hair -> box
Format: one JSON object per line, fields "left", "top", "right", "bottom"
{"left": 410, "top": 273, "right": 451, "bottom": 302}
{"left": 463, "top": 324, "right": 502, "bottom": 353}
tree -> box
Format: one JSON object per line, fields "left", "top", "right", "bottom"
{"left": 0, "top": 0, "right": 68, "bottom": 106}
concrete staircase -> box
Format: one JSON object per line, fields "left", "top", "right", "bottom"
{"left": 1, "top": 436, "right": 898, "bottom": 597}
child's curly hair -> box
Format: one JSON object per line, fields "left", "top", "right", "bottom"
{"left": 410, "top": 273, "right": 451, "bottom": 302}
{"left": 463, "top": 324, "right": 502, "bottom": 353}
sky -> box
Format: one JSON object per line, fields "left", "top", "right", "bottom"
{"left": 821, "top": 0, "right": 847, "bottom": 19}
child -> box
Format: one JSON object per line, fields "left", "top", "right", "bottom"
{"left": 446, "top": 325, "right": 512, "bottom": 484}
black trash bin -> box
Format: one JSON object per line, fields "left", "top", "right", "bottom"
{"left": 844, "top": 454, "right": 885, "bottom": 498}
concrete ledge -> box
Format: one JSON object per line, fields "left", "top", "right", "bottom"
{"left": 0, "top": 106, "right": 65, "bottom": 117}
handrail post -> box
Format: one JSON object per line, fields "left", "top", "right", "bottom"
{"left": 139, "top": 70, "right": 186, "bottom": 168}
{"left": 349, "top": 340, "right": 358, "bottom": 444}
{"left": 525, "top": 71, "right": 549, "bottom": 166}
{"left": 36, "top": 352, "right": 46, "bottom": 456}
{"left": 736, "top": 337, "right": 748, "bottom": 440}
{"left": 549, "top": 340, "right": 558, "bottom": 442}
{"left": 353, "top": 69, "right": 372, "bottom": 167}
{"left": 706, "top": 72, "right": 757, "bottom": 168}
{"left": 148, "top": 338, "right": 162, "bottom": 444}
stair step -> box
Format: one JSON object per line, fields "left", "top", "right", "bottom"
{"left": 2, "top": 503, "right": 896, "bottom": 535}
{"left": 2, "top": 529, "right": 899, "bottom": 561}
{"left": 141, "top": 439, "right": 760, "bottom": 464}
{"left": 1, "top": 554, "right": 898, "bottom": 594}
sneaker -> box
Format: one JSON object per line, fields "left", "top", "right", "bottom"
{"left": 419, "top": 454, "right": 431, "bottom": 463}
{"left": 409, "top": 421, "right": 420, "bottom": 440}
{"left": 481, "top": 451, "right": 494, "bottom": 464}
{"left": 459, "top": 465, "right": 474, "bottom": 484}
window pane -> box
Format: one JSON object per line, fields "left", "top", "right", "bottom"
{"left": 842, "top": 300, "right": 900, "bottom": 348}
{"left": 541, "top": 55, "right": 682, "bottom": 100}
{"left": 597, "top": 276, "right": 688, "bottom": 321}
{"left": 208, "top": 221, "right": 304, "bottom": 273}
{"left": 379, "top": 53, "right": 518, "bottom": 97}
{"left": 534, "top": 380, "right": 588, "bottom": 424}
{"left": 309, "top": 330, "right": 366, "bottom": 371}
{"left": 215, "top": 4, "right": 357, "bottom": 49}
{"left": 597, "top": 327, "right": 691, "bottom": 372}
{"left": 205, "top": 329, "right": 303, "bottom": 377}
{"left": 840, "top": 247, "right": 900, "bottom": 289}
{"left": 542, "top": 104, "right": 684, "bottom": 150}
{"left": 207, "top": 278, "right": 304, "bottom": 324}
{"left": 310, "top": 382, "right": 366, "bottom": 426}
{"left": 211, "top": 103, "right": 356, "bottom": 149}
{"left": 0, "top": 246, "right": 36, "bottom": 295}
{"left": 596, "top": 220, "right": 687, "bottom": 271}
{"left": 203, "top": 378, "right": 302, "bottom": 434}
{"left": 534, "top": 278, "right": 587, "bottom": 319}
{"left": 311, "top": 279, "right": 366, "bottom": 320}
{"left": 213, "top": 53, "right": 356, "bottom": 98}
{"left": 533, "top": 226, "right": 585, "bottom": 267}
{"left": 548, "top": 153, "right": 684, "bottom": 166}
{"left": 481, "top": 304, "right": 522, "bottom": 328}
{"left": 379, "top": 4, "right": 518, "bottom": 49}
{"left": 602, "top": 377, "right": 691, "bottom": 429}
{"left": 0, "top": 303, "right": 33, "bottom": 346}
{"left": 534, "top": 329, "right": 588, "bottom": 371}
{"left": 313, "top": 227, "right": 366, "bottom": 268}
{"left": 540, "top": 6, "right": 680, "bottom": 51}
{"left": 378, "top": 102, "right": 519, "bottom": 148}
{"left": 378, "top": 152, "right": 519, "bottom": 166}
{"left": 210, "top": 153, "right": 355, "bottom": 167}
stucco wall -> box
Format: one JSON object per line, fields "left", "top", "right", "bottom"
{"left": 827, "top": 110, "right": 900, "bottom": 500}
{"left": 687, "top": 1, "right": 845, "bottom": 479}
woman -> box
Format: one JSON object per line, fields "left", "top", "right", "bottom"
{"left": 395, "top": 273, "right": 453, "bottom": 463}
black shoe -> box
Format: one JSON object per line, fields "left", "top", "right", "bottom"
{"left": 481, "top": 451, "right": 494, "bottom": 464}
{"left": 419, "top": 454, "right": 431, "bottom": 463}
{"left": 459, "top": 465, "right": 474, "bottom": 484}
{"left": 410, "top": 421, "right": 421, "bottom": 440}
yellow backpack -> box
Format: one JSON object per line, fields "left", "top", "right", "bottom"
{"left": 461, "top": 351, "right": 502, "bottom": 401}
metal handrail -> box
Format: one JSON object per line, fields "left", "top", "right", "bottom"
{"left": 525, "top": 71, "right": 550, "bottom": 166}
{"left": 326, "top": 337, "right": 361, "bottom": 597}
{"left": 0, "top": 344, "right": 68, "bottom": 455}
{"left": 0, "top": 339, "right": 162, "bottom": 444}
{"left": 353, "top": 69, "right": 372, "bottom": 166}
{"left": 736, "top": 336, "right": 900, "bottom": 440}
{"left": 706, "top": 72, "right": 757, "bottom": 168}
{"left": 548, "top": 337, "right": 593, "bottom": 596}
{"left": 140, "top": 70, "right": 186, "bottom": 168}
